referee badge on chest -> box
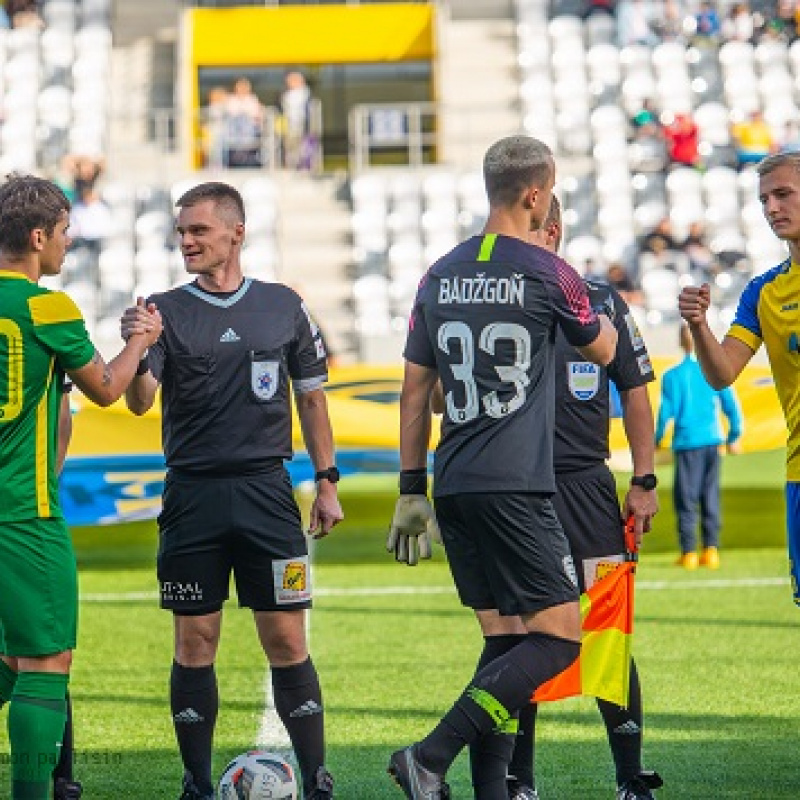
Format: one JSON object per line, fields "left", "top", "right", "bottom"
{"left": 567, "top": 362, "right": 599, "bottom": 400}
{"left": 251, "top": 359, "right": 280, "bottom": 401}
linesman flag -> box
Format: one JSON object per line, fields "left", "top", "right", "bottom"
{"left": 533, "top": 517, "right": 637, "bottom": 707}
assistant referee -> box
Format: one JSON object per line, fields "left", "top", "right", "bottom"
{"left": 122, "top": 181, "right": 342, "bottom": 800}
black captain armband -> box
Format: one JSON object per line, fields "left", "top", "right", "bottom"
{"left": 135, "top": 349, "right": 150, "bottom": 376}
{"left": 399, "top": 468, "right": 428, "bottom": 495}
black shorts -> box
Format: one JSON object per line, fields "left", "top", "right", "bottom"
{"left": 157, "top": 466, "right": 310, "bottom": 614}
{"left": 553, "top": 465, "right": 625, "bottom": 593}
{"left": 434, "top": 492, "right": 579, "bottom": 616}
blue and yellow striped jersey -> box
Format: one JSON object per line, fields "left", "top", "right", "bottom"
{"left": 0, "top": 271, "right": 95, "bottom": 521}
{"left": 728, "top": 259, "right": 800, "bottom": 479}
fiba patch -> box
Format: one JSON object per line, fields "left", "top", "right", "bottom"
{"left": 581, "top": 554, "right": 624, "bottom": 590}
{"left": 567, "top": 362, "right": 600, "bottom": 400}
{"left": 252, "top": 360, "right": 279, "bottom": 401}
{"left": 273, "top": 556, "right": 312, "bottom": 604}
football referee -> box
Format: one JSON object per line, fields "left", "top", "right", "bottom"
{"left": 386, "top": 136, "right": 618, "bottom": 799}
{"left": 122, "top": 181, "right": 342, "bottom": 800}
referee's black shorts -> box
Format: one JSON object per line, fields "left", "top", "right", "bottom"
{"left": 156, "top": 463, "right": 311, "bottom": 615}
{"left": 434, "top": 492, "right": 579, "bottom": 617}
{"left": 552, "top": 464, "right": 626, "bottom": 593}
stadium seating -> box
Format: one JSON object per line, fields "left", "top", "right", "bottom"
{"left": 31, "top": 1, "right": 800, "bottom": 355}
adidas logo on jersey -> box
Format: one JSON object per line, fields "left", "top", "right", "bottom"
{"left": 173, "top": 708, "right": 204, "bottom": 724}
{"left": 219, "top": 328, "right": 241, "bottom": 342}
{"left": 289, "top": 700, "right": 323, "bottom": 718}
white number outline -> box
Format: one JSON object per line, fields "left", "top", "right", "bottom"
{"left": 438, "top": 321, "right": 531, "bottom": 423}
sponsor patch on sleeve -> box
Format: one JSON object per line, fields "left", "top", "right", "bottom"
{"left": 273, "top": 556, "right": 312, "bottom": 604}
{"left": 637, "top": 352, "right": 653, "bottom": 376}
{"left": 625, "top": 313, "right": 645, "bottom": 351}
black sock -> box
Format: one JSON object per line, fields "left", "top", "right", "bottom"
{"left": 597, "top": 659, "right": 644, "bottom": 785}
{"left": 53, "top": 691, "right": 74, "bottom": 783}
{"left": 170, "top": 662, "right": 218, "bottom": 795}
{"left": 418, "top": 633, "right": 580, "bottom": 774}
{"left": 508, "top": 700, "right": 538, "bottom": 788}
{"left": 272, "top": 657, "right": 325, "bottom": 795}
{"left": 469, "top": 635, "right": 524, "bottom": 797}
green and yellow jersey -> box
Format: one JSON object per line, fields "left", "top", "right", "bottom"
{"left": 728, "top": 259, "right": 800, "bottom": 481}
{"left": 0, "top": 271, "right": 94, "bottom": 520}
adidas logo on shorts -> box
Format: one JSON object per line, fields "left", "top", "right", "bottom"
{"left": 219, "top": 328, "right": 241, "bottom": 342}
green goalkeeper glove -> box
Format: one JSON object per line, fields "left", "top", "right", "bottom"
{"left": 386, "top": 495, "right": 441, "bottom": 566}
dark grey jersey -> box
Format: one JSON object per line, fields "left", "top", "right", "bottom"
{"left": 148, "top": 279, "right": 327, "bottom": 473}
{"left": 553, "top": 280, "right": 655, "bottom": 473}
{"left": 404, "top": 234, "right": 601, "bottom": 497}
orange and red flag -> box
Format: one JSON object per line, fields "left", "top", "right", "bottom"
{"left": 533, "top": 517, "right": 637, "bottom": 707}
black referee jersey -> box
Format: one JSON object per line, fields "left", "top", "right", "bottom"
{"left": 553, "top": 280, "right": 655, "bottom": 473}
{"left": 404, "top": 233, "right": 601, "bottom": 497}
{"left": 147, "top": 279, "right": 327, "bottom": 473}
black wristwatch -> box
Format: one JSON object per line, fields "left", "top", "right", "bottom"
{"left": 630, "top": 473, "right": 658, "bottom": 491}
{"left": 315, "top": 466, "right": 340, "bottom": 484}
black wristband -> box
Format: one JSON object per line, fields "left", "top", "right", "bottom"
{"left": 135, "top": 351, "right": 150, "bottom": 376}
{"left": 399, "top": 468, "right": 427, "bottom": 495}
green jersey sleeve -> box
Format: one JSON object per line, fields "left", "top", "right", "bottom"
{"left": 28, "top": 291, "right": 96, "bottom": 371}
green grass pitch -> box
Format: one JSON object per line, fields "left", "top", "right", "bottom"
{"left": 1, "top": 449, "right": 796, "bottom": 797}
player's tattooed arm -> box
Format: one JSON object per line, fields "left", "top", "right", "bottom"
{"left": 90, "top": 350, "right": 113, "bottom": 387}
{"left": 68, "top": 323, "right": 159, "bottom": 409}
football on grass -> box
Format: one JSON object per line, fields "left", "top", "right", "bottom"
{"left": 218, "top": 749, "right": 298, "bottom": 800}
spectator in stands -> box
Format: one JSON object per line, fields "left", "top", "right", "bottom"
{"left": 774, "top": 0, "right": 798, "bottom": 41}
{"left": 779, "top": 119, "right": 800, "bottom": 153}
{"left": 641, "top": 217, "right": 678, "bottom": 255}
{"left": 682, "top": 220, "right": 715, "bottom": 279}
{"left": 731, "top": 109, "right": 776, "bottom": 168}
{"left": 631, "top": 98, "right": 660, "bottom": 131}
{"left": 607, "top": 262, "right": 644, "bottom": 305}
{"left": 69, "top": 184, "right": 113, "bottom": 284}
{"left": 721, "top": 1, "right": 755, "bottom": 42}
{"left": 280, "top": 70, "right": 315, "bottom": 171}
{"left": 6, "top": 0, "right": 42, "bottom": 28}
{"left": 639, "top": 217, "right": 689, "bottom": 274}
{"left": 655, "top": 0, "right": 685, "bottom": 41}
{"left": 202, "top": 86, "right": 229, "bottom": 169}
{"left": 223, "top": 77, "right": 264, "bottom": 168}
{"left": 51, "top": 155, "right": 79, "bottom": 205}
{"left": 694, "top": 0, "right": 722, "bottom": 43}
{"left": 73, "top": 156, "right": 104, "bottom": 198}
{"left": 630, "top": 111, "right": 670, "bottom": 173}
{"left": 663, "top": 111, "right": 701, "bottom": 169}
{"left": 616, "top": 0, "right": 660, "bottom": 46}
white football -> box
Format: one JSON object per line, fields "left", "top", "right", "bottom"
{"left": 218, "top": 750, "right": 298, "bottom": 800}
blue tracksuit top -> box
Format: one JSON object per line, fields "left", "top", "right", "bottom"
{"left": 655, "top": 354, "right": 743, "bottom": 451}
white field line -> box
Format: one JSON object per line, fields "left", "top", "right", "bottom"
{"left": 81, "top": 576, "right": 790, "bottom": 604}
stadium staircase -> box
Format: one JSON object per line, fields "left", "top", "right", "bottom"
{"left": 272, "top": 170, "right": 356, "bottom": 361}
{"left": 437, "top": 0, "right": 523, "bottom": 168}
{"left": 107, "top": 0, "right": 183, "bottom": 183}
